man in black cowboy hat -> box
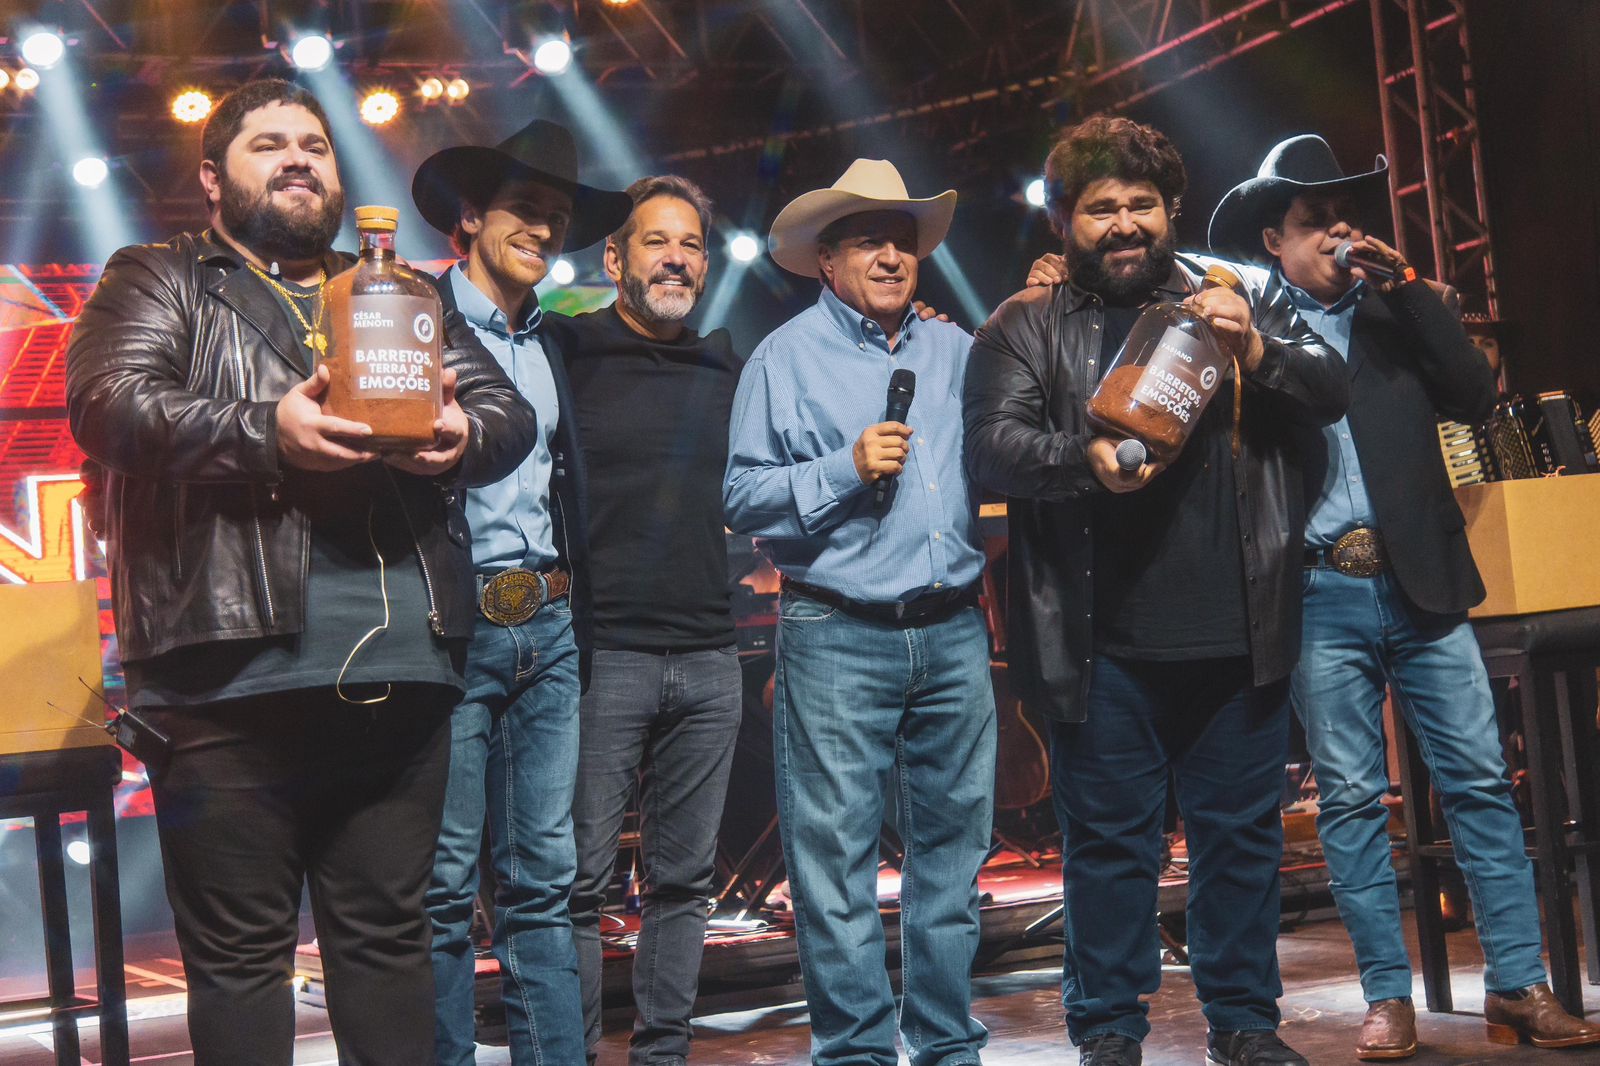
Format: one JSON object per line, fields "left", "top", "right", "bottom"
{"left": 412, "top": 118, "right": 633, "bottom": 1066}
{"left": 1210, "top": 134, "right": 1600, "bottom": 1059}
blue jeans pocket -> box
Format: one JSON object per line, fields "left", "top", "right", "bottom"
{"left": 779, "top": 593, "right": 836, "bottom": 622}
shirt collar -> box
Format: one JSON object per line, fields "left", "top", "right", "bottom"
{"left": 448, "top": 262, "right": 543, "bottom": 338}
{"left": 1278, "top": 265, "right": 1366, "bottom": 317}
{"left": 816, "top": 285, "right": 916, "bottom": 353}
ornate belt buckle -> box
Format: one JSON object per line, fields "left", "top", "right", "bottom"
{"left": 479, "top": 567, "right": 544, "bottom": 626}
{"left": 1330, "top": 527, "right": 1386, "bottom": 578}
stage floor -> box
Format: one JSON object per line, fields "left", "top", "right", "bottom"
{"left": 2, "top": 915, "right": 1597, "bottom": 1064}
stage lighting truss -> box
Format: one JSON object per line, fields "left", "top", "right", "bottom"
{"left": 360, "top": 89, "right": 401, "bottom": 126}
{"left": 171, "top": 89, "right": 213, "bottom": 124}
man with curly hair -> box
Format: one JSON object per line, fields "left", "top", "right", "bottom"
{"left": 965, "top": 117, "right": 1347, "bottom": 1066}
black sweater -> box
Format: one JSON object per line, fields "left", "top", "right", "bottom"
{"left": 551, "top": 305, "right": 743, "bottom": 650}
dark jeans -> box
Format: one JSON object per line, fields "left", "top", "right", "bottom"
{"left": 428, "top": 604, "right": 584, "bottom": 1066}
{"left": 570, "top": 645, "right": 743, "bottom": 1065}
{"left": 144, "top": 686, "right": 454, "bottom": 1066}
{"left": 1050, "top": 655, "right": 1290, "bottom": 1046}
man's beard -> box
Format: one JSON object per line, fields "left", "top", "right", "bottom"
{"left": 619, "top": 260, "right": 703, "bottom": 325}
{"left": 1066, "top": 229, "right": 1176, "bottom": 304}
{"left": 219, "top": 169, "right": 344, "bottom": 263}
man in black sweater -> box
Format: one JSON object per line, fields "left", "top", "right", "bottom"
{"left": 1209, "top": 134, "right": 1600, "bottom": 1060}
{"left": 552, "top": 175, "right": 744, "bottom": 1066}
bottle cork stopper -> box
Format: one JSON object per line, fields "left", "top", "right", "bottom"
{"left": 1203, "top": 263, "right": 1242, "bottom": 291}
{"left": 354, "top": 205, "right": 400, "bottom": 232}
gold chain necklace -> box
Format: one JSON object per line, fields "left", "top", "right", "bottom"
{"left": 248, "top": 263, "right": 329, "bottom": 357}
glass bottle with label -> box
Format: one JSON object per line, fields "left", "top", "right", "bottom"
{"left": 1085, "top": 263, "right": 1244, "bottom": 464}
{"left": 321, "top": 205, "right": 443, "bottom": 449}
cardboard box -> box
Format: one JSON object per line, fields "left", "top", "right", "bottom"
{"left": 1457, "top": 476, "right": 1600, "bottom": 617}
{"left": 0, "top": 580, "right": 112, "bottom": 756}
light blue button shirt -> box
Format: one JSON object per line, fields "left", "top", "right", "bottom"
{"left": 1285, "top": 274, "right": 1378, "bottom": 549}
{"left": 724, "top": 286, "right": 984, "bottom": 603}
{"left": 447, "top": 264, "right": 558, "bottom": 571}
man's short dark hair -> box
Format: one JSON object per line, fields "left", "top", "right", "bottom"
{"left": 1044, "top": 116, "right": 1187, "bottom": 233}
{"left": 611, "top": 175, "right": 715, "bottom": 250}
{"left": 201, "top": 79, "right": 333, "bottom": 169}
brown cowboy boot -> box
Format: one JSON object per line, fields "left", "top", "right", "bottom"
{"left": 1356, "top": 998, "right": 1417, "bottom": 1060}
{"left": 1484, "top": 984, "right": 1600, "bottom": 1049}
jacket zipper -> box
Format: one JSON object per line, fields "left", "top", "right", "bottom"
{"left": 386, "top": 467, "right": 444, "bottom": 636}
{"left": 232, "top": 311, "right": 276, "bottom": 626}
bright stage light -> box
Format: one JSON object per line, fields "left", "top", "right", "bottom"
{"left": 1025, "top": 178, "right": 1047, "bottom": 208}
{"left": 727, "top": 232, "right": 760, "bottom": 263}
{"left": 172, "top": 89, "right": 213, "bottom": 124}
{"left": 419, "top": 76, "right": 445, "bottom": 101}
{"left": 360, "top": 90, "right": 400, "bottom": 126}
{"left": 532, "top": 38, "right": 573, "bottom": 76}
{"left": 0, "top": 69, "right": 9, "bottom": 92}
{"left": 67, "top": 840, "right": 91, "bottom": 865}
{"left": 20, "top": 30, "right": 66, "bottom": 70}
{"left": 72, "top": 156, "right": 109, "bottom": 189}
{"left": 549, "top": 259, "right": 576, "bottom": 286}
{"left": 603, "top": 0, "right": 638, "bottom": 6}
{"left": 14, "top": 68, "right": 39, "bottom": 92}
{"left": 445, "top": 77, "right": 470, "bottom": 102}
{"left": 291, "top": 34, "right": 334, "bottom": 72}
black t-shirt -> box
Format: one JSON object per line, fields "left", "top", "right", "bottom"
{"left": 554, "top": 304, "right": 743, "bottom": 650}
{"left": 1089, "top": 301, "right": 1250, "bottom": 660}
{"left": 124, "top": 274, "right": 467, "bottom": 707}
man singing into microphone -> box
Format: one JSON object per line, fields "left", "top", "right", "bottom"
{"left": 724, "top": 160, "right": 995, "bottom": 1066}
{"left": 1210, "top": 134, "right": 1600, "bottom": 1059}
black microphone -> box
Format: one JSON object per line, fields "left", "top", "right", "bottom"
{"left": 1114, "top": 438, "right": 1147, "bottom": 472}
{"left": 875, "top": 368, "right": 916, "bottom": 507}
{"left": 1334, "top": 240, "right": 1401, "bottom": 282}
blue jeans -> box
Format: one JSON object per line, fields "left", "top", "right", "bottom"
{"left": 774, "top": 593, "right": 995, "bottom": 1066}
{"left": 1291, "top": 567, "right": 1545, "bottom": 1002}
{"left": 428, "top": 603, "right": 584, "bottom": 1066}
{"left": 1051, "top": 655, "right": 1290, "bottom": 1045}
{"left": 570, "top": 646, "right": 743, "bottom": 1065}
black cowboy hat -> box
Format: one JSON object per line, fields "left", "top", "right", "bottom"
{"left": 1207, "top": 134, "right": 1390, "bottom": 260}
{"left": 411, "top": 118, "right": 633, "bottom": 252}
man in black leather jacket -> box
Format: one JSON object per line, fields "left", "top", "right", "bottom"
{"left": 66, "top": 79, "right": 535, "bottom": 1066}
{"left": 963, "top": 117, "right": 1346, "bottom": 1066}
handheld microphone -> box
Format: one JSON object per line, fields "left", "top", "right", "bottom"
{"left": 1114, "top": 438, "right": 1147, "bottom": 473}
{"left": 1334, "top": 240, "right": 1403, "bottom": 282}
{"left": 875, "top": 368, "right": 916, "bottom": 507}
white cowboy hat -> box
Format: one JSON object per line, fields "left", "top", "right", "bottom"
{"left": 768, "top": 159, "right": 957, "bottom": 278}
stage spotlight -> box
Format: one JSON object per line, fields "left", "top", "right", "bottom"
{"left": 72, "top": 156, "right": 109, "bottom": 189}
{"left": 549, "top": 259, "right": 576, "bottom": 286}
{"left": 66, "top": 840, "right": 91, "bottom": 865}
{"left": 171, "top": 89, "right": 213, "bottom": 124}
{"left": 20, "top": 30, "right": 66, "bottom": 70}
{"left": 532, "top": 37, "right": 573, "bottom": 76}
{"left": 445, "top": 77, "right": 470, "bottom": 102}
{"left": 1025, "top": 178, "right": 1047, "bottom": 208}
{"left": 419, "top": 76, "right": 445, "bottom": 101}
{"left": 14, "top": 68, "right": 39, "bottom": 92}
{"left": 0, "top": 69, "right": 9, "bottom": 91}
{"left": 291, "top": 34, "right": 334, "bottom": 72}
{"left": 360, "top": 89, "right": 400, "bottom": 126}
{"left": 603, "top": 0, "right": 638, "bottom": 5}
{"left": 727, "top": 232, "right": 760, "bottom": 263}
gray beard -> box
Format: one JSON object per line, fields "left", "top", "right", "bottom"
{"left": 619, "top": 270, "right": 700, "bottom": 324}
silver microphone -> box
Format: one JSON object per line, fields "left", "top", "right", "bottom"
{"left": 1334, "top": 240, "right": 1401, "bottom": 282}
{"left": 1115, "top": 438, "right": 1147, "bottom": 472}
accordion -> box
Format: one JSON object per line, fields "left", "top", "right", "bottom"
{"left": 1437, "top": 391, "right": 1600, "bottom": 487}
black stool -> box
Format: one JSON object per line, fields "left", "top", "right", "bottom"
{"left": 1393, "top": 604, "right": 1600, "bottom": 1017}
{"left": 0, "top": 745, "right": 129, "bottom": 1066}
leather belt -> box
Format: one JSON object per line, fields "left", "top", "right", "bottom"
{"left": 1304, "top": 527, "right": 1388, "bottom": 578}
{"left": 781, "top": 577, "right": 979, "bottom": 628}
{"left": 477, "top": 567, "right": 570, "bottom": 626}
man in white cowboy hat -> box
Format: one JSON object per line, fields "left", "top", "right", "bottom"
{"left": 411, "top": 118, "right": 633, "bottom": 1066}
{"left": 1211, "top": 134, "right": 1600, "bottom": 1060}
{"left": 724, "top": 159, "right": 995, "bottom": 1066}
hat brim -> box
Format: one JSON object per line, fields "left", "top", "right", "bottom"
{"left": 411, "top": 146, "right": 634, "bottom": 252}
{"left": 768, "top": 188, "right": 957, "bottom": 277}
{"left": 1207, "top": 165, "right": 1390, "bottom": 261}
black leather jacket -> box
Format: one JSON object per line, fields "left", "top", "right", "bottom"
{"left": 963, "top": 253, "right": 1348, "bottom": 723}
{"left": 67, "top": 231, "right": 537, "bottom": 663}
